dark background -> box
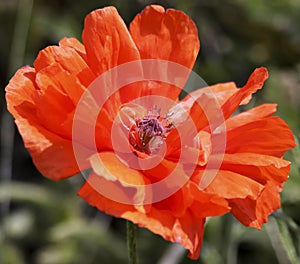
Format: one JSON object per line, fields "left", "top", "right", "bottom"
{"left": 0, "top": 0, "right": 299, "bottom": 263}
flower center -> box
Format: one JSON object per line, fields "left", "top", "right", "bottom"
{"left": 128, "top": 107, "right": 173, "bottom": 155}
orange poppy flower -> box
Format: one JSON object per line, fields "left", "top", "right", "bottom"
{"left": 5, "top": 5, "right": 295, "bottom": 260}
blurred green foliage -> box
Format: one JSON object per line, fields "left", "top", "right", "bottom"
{"left": 0, "top": 0, "right": 299, "bottom": 263}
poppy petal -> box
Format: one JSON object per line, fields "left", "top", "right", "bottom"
{"left": 229, "top": 181, "right": 281, "bottom": 229}
{"left": 5, "top": 67, "right": 89, "bottom": 180}
{"left": 202, "top": 170, "right": 264, "bottom": 199}
{"left": 225, "top": 104, "right": 277, "bottom": 130}
{"left": 130, "top": 5, "right": 199, "bottom": 69}
{"left": 130, "top": 6, "right": 198, "bottom": 101}
{"left": 91, "top": 151, "right": 153, "bottom": 206}
{"left": 17, "top": 120, "right": 88, "bottom": 180}
{"left": 34, "top": 64, "right": 82, "bottom": 138}
{"left": 188, "top": 182, "right": 230, "bottom": 217}
{"left": 90, "top": 152, "right": 147, "bottom": 186}
{"left": 82, "top": 7, "right": 140, "bottom": 76}
{"left": 6, "top": 66, "right": 36, "bottom": 113}
{"left": 221, "top": 67, "right": 268, "bottom": 119}
{"left": 183, "top": 82, "right": 238, "bottom": 107}
{"left": 33, "top": 44, "right": 95, "bottom": 87}
{"left": 225, "top": 116, "right": 296, "bottom": 157}
{"left": 165, "top": 92, "right": 225, "bottom": 159}
{"left": 78, "top": 175, "right": 205, "bottom": 260}
{"left": 220, "top": 153, "right": 290, "bottom": 185}
{"left": 59, "top": 37, "right": 86, "bottom": 59}
{"left": 142, "top": 160, "right": 229, "bottom": 218}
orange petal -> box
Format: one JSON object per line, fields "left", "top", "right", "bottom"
{"left": 164, "top": 96, "right": 208, "bottom": 156}
{"left": 90, "top": 152, "right": 147, "bottom": 186}
{"left": 220, "top": 153, "right": 290, "bottom": 185}
{"left": 33, "top": 43, "right": 95, "bottom": 87}
{"left": 59, "top": 37, "right": 86, "bottom": 59}
{"left": 130, "top": 5, "right": 199, "bottom": 69}
{"left": 225, "top": 104, "right": 277, "bottom": 130}
{"left": 142, "top": 160, "right": 228, "bottom": 218}
{"left": 165, "top": 92, "right": 225, "bottom": 159}
{"left": 165, "top": 127, "right": 181, "bottom": 159}
{"left": 229, "top": 181, "right": 281, "bottom": 229}
{"left": 94, "top": 108, "right": 114, "bottom": 150}
{"left": 16, "top": 119, "right": 89, "bottom": 180}
{"left": 141, "top": 156, "right": 176, "bottom": 182}
{"left": 141, "top": 158, "right": 194, "bottom": 204}
{"left": 183, "top": 82, "right": 238, "bottom": 107}
{"left": 186, "top": 92, "right": 226, "bottom": 133}
{"left": 78, "top": 176, "right": 205, "bottom": 260}
{"left": 78, "top": 171, "right": 146, "bottom": 213}
{"left": 90, "top": 152, "right": 155, "bottom": 208}
{"left": 221, "top": 67, "right": 268, "bottom": 119}
{"left": 34, "top": 65, "right": 77, "bottom": 139}
{"left": 37, "top": 63, "right": 87, "bottom": 105}
{"left": 6, "top": 66, "right": 36, "bottom": 116}
{"left": 82, "top": 7, "right": 140, "bottom": 76}
{"left": 188, "top": 181, "right": 230, "bottom": 217}
{"left": 5, "top": 66, "right": 89, "bottom": 180}
{"left": 202, "top": 169, "right": 264, "bottom": 199}
{"left": 153, "top": 187, "right": 192, "bottom": 218}
{"left": 225, "top": 116, "right": 296, "bottom": 157}
{"left": 139, "top": 81, "right": 182, "bottom": 103}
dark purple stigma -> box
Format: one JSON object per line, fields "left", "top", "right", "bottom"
{"left": 137, "top": 118, "right": 164, "bottom": 138}
{"left": 128, "top": 106, "right": 174, "bottom": 155}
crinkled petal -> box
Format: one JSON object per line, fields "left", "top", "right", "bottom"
{"left": 5, "top": 67, "right": 89, "bottom": 180}
{"left": 34, "top": 64, "right": 80, "bottom": 139}
{"left": 220, "top": 153, "right": 290, "bottom": 185}
{"left": 166, "top": 92, "right": 225, "bottom": 159}
{"left": 225, "top": 104, "right": 277, "bottom": 130}
{"left": 90, "top": 152, "right": 147, "bottom": 186}
{"left": 78, "top": 175, "right": 205, "bottom": 260}
{"left": 59, "top": 37, "right": 87, "bottom": 59}
{"left": 229, "top": 181, "right": 281, "bottom": 229}
{"left": 188, "top": 181, "right": 230, "bottom": 217}
{"left": 130, "top": 5, "right": 199, "bottom": 101}
{"left": 200, "top": 170, "right": 264, "bottom": 199}
{"left": 225, "top": 116, "right": 296, "bottom": 157}
{"left": 221, "top": 67, "right": 268, "bottom": 119}
{"left": 16, "top": 119, "right": 89, "bottom": 180}
{"left": 183, "top": 82, "right": 238, "bottom": 107}
{"left": 82, "top": 6, "right": 140, "bottom": 76}
{"left": 6, "top": 66, "right": 36, "bottom": 112}
{"left": 130, "top": 5, "right": 199, "bottom": 69}
{"left": 33, "top": 43, "right": 95, "bottom": 87}
{"left": 90, "top": 151, "right": 152, "bottom": 206}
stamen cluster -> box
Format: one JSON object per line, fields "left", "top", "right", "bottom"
{"left": 129, "top": 107, "right": 173, "bottom": 155}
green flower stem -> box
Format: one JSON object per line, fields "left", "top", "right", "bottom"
{"left": 127, "top": 220, "right": 137, "bottom": 264}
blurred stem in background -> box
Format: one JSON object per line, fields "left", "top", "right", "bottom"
{"left": 266, "top": 212, "right": 299, "bottom": 264}
{"left": 127, "top": 220, "right": 137, "bottom": 264}
{"left": 0, "top": 0, "right": 33, "bottom": 242}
